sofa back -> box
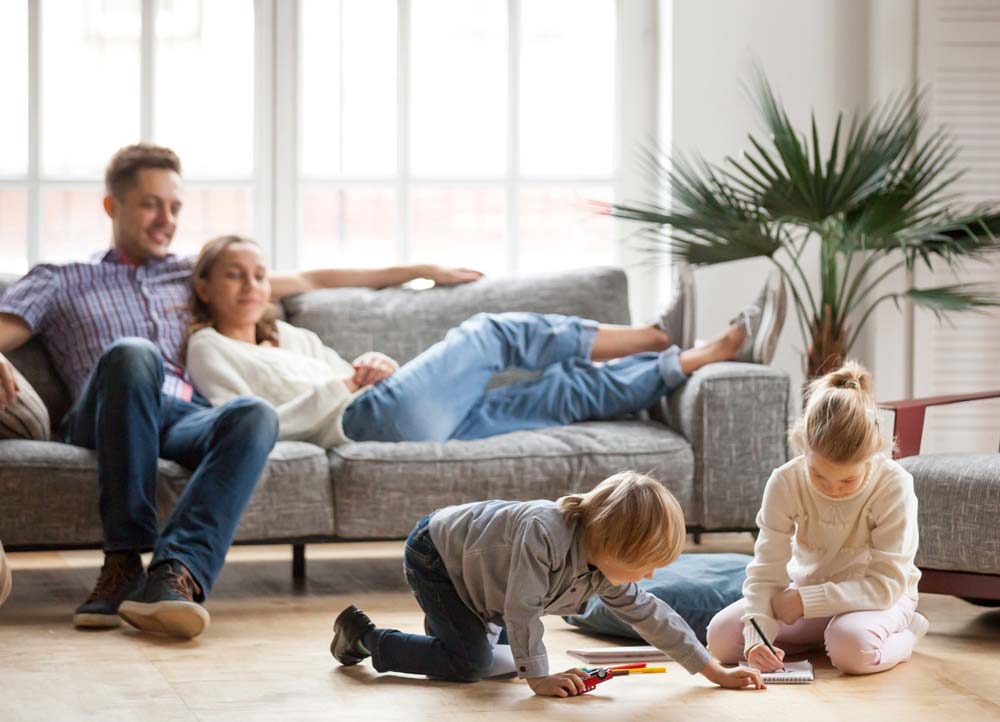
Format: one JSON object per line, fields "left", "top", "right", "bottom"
{"left": 283, "top": 266, "right": 631, "bottom": 366}
{"left": 0, "top": 266, "right": 631, "bottom": 426}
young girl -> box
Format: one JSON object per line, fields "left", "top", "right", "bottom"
{"left": 706, "top": 361, "right": 927, "bottom": 675}
{"left": 184, "top": 235, "right": 785, "bottom": 449}
{"left": 330, "top": 471, "right": 765, "bottom": 696}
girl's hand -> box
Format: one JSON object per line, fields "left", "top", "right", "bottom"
{"left": 351, "top": 352, "right": 396, "bottom": 388}
{"left": 771, "top": 588, "right": 804, "bottom": 625}
{"left": 526, "top": 668, "right": 590, "bottom": 697}
{"left": 700, "top": 658, "right": 765, "bottom": 690}
{"left": 747, "top": 643, "right": 786, "bottom": 673}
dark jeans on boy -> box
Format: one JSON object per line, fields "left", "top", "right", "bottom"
{"left": 367, "top": 515, "right": 503, "bottom": 682}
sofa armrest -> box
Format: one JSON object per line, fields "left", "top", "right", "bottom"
{"left": 879, "top": 390, "right": 1000, "bottom": 459}
{"left": 659, "top": 362, "right": 791, "bottom": 530}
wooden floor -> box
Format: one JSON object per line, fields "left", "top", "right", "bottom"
{"left": 2, "top": 534, "right": 999, "bottom": 722}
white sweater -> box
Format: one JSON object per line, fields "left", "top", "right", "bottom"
{"left": 741, "top": 454, "right": 921, "bottom": 655}
{"left": 186, "top": 321, "right": 395, "bottom": 448}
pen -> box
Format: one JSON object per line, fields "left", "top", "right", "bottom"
{"left": 611, "top": 666, "right": 666, "bottom": 676}
{"left": 749, "top": 617, "right": 780, "bottom": 658}
{"left": 749, "top": 617, "right": 786, "bottom": 671}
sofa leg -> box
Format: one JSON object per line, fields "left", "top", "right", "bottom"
{"left": 292, "top": 543, "right": 306, "bottom": 581}
{"left": 692, "top": 532, "right": 702, "bottom": 545}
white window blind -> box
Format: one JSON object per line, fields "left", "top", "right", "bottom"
{"left": 914, "top": 0, "right": 1000, "bottom": 454}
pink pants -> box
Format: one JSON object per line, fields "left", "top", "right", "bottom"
{"left": 706, "top": 591, "right": 919, "bottom": 675}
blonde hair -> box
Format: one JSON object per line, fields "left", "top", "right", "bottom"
{"left": 789, "top": 360, "right": 890, "bottom": 464}
{"left": 185, "top": 235, "right": 280, "bottom": 348}
{"left": 558, "top": 471, "right": 686, "bottom": 569}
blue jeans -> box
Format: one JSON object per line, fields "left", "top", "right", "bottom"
{"left": 368, "top": 515, "right": 500, "bottom": 681}
{"left": 61, "top": 338, "right": 279, "bottom": 598}
{"left": 342, "top": 312, "right": 686, "bottom": 442}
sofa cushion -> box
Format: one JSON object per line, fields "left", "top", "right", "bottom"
{"left": 563, "top": 552, "right": 752, "bottom": 644}
{"left": 329, "top": 420, "right": 695, "bottom": 539}
{"left": 900, "top": 453, "right": 1000, "bottom": 575}
{"left": 0, "top": 365, "right": 50, "bottom": 441}
{"left": 0, "top": 440, "right": 333, "bottom": 547}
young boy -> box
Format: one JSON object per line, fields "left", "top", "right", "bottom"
{"left": 331, "top": 471, "right": 764, "bottom": 697}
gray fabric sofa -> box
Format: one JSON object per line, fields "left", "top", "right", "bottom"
{"left": 0, "top": 267, "right": 792, "bottom": 567}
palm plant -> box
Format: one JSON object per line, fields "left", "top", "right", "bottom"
{"left": 601, "top": 70, "right": 1000, "bottom": 378}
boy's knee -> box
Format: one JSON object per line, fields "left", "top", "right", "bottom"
{"left": 449, "top": 650, "right": 494, "bottom": 683}
{"left": 825, "top": 621, "right": 878, "bottom": 675}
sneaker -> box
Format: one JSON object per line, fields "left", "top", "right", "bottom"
{"left": 331, "top": 605, "right": 375, "bottom": 666}
{"left": 908, "top": 611, "right": 930, "bottom": 639}
{"left": 118, "top": 560, "right": 210, "bottom": 639}
{"left": 73, "top": 551, "right": 145, "bottom": 629}
{"left": 732, "top": 271, "right": 786, "bottom": 364}
{"left": 652, "top": 265, "right": 696, "bottom": 350}
{"left": 0, "top": 541, "right": 11, "bottom": 607}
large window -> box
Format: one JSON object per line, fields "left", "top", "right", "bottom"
{"left": 0, "top": 0, "right": 255, "bottom": 272}
{"left": 298, "top": 0, "right": 617, "bottom": 276}
{"left": 1, "top": 0, "right": 653, "bottom": 285}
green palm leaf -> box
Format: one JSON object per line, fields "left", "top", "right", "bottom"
{"left": 598, "top": 68, "right": 1000, "bottom": 376}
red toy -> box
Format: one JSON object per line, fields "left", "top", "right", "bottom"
{"left": 582, "top": 667, "right": 614, "bottom": 692}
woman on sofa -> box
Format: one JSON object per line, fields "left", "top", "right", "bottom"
{"left": 184, "top": 235, "right": 785, "bottom": 448}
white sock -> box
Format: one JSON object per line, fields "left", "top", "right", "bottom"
{"left": 486, "top": 644, "right": 518, "bottom": 679}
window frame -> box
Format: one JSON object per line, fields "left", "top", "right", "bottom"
{"left": 4, "top": 0, "right": 663, "bottom": 312}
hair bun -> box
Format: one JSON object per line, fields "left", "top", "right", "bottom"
{"left": 825, "top": 360, "right": 872, "bottom": 394}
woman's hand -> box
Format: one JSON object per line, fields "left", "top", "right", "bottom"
{"left": 700, "top": 658, "right": 765, "bottom": 690}
{"left": 423, "top": 265, "right": 484, "bottom": 286}
{"left": 526, "top": 668, "right": 590, "bottom": 698}
{"left": 747, "top": 643, "right": 786, "bottom": 673}
{"left": 771, "top": 588, "right": 804, "bottom": 625}
{"left": 351, "top": 352, "right": 397, "bottom": 388}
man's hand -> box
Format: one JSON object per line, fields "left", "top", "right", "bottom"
{"left": 700, "top": 658, "right": 765, "bottom": 690}
{"left": 350, "top": 352, "right": 397, "bottom": 389}
{"left": 0, "top": 353, "right": 20, "bottom": 412}
{"left": 526, "top": 668, "right": 591, "bottom": 698}
{"left": 747, "top": 643, "right": 786, "bottom": 673}
{"left": 771, "top": 588, "right": 804, "bottom": 625}
{"left": 423, "top": 265, "right": 483, "bottom": 286}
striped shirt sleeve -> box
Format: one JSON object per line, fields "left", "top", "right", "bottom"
{"left": 0, "top": 264, "right": 61, "bottom": 332}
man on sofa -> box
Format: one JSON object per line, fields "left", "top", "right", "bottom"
{"left": 0, "top": 143, "right": 482, "bottom": 638}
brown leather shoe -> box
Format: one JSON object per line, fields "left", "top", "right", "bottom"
{"left": 73, "top": 551, "right": 146, "bottom": 629}
{"left": 118, "top": 560, "right": 210, "bottom": 639}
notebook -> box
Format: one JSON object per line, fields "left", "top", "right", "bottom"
{"left": 566, "top": 645, "right": 671, "bottom": 664}
{"left": 758, "top": 660, "right": 814, "bottom": 684}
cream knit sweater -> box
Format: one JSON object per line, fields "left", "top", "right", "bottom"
{"left": 741, "top": 453, "right": 921, "bottom": 655}
{"left": 186, "top": 321, "right": 395, "bottom": 448}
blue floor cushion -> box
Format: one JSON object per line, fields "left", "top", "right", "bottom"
{"left": 564, "top": 552, "right": 752, "bottom": 644}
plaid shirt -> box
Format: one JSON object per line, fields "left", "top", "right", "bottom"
{"left": 0, "top": 250, "right": 195, "bottom": 401}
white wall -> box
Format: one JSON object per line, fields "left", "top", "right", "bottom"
{"left": 667, "top": 0, "right": 875, "bottom": 405}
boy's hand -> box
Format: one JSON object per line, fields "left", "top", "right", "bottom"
{"left": 527, "top": 668, "right": 590, "bottom": 697}
{"left": 771, "top": 588, "right": 804, "bottom": 625}
{"left": 747, "top": 643, "right": 786, "bottom": 673}
{"left": 700, "top": 658, "right": 765, "bottom": 690}
{"left": 351, "top": 352, "right": 396, "bottom": 388}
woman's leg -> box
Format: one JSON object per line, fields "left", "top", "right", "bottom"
{"left": 343, "top": 312, "right": 601, "bottom": 442}
{"left": 590, "top": 324, "right": 670, "bottom": 360}
{"left": 824, "top": 595, "right": 919, "bottom": 675}
{"left": 448, "top": 323, "right": 746, "bottom": 441}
